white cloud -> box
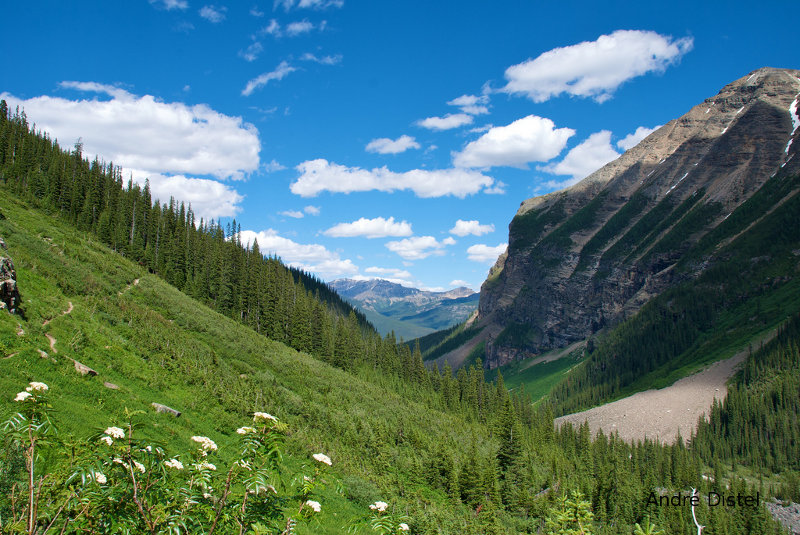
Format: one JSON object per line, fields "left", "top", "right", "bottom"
{"left": 449, "top": 279, "right": 471, "bottom": 288}
{"left": 250, "top": 6, "right": 265, "bottom": 16}
{"left": 467, "top": 243, "right": 507, "bottom": 264}
{"left": 2, "top": 84, "right": 260, "bottom": 181}
{"left": 286, "top": 20, "right": 314, "bottom": 36}
{"left": 449, "top": 219, "right": 494, "bottom": 237}
{"left": 150, "top": 0, "right": 188, "bottom": 10}
{"left": 365, "top": 135, "right": 420, "bottom": 154}
{"left": 385, "top": 236, "right": 451, "bottom": 260}
{"left": 617, "top": 125, "right": 660, "bottom": 151}
{"left": 276, "top": 0, "right": 343, "bottom": 10}
{"left": 416, "top": 113, "right": 473, "bottom": 131}
{"left": 129, "top": 169, "right": 243, "bottom": 221}
{"left": 501, "top": 30, "right": 693, "bottom": 103}
{"left": 448, "top": 94, "right": 490, "bottom": 115}
{"left": 281, "top": 210, "right": 305, "bottom": 218}
{"left": 199, "top": 5, "right": 227, "bottom": 22}
{"left": 300, "top": 52, "right": 342, "bottom": 65}
{"left": 324, "top": 217, "right": 412, "bottom": 238}
{"left": 484, "top": 181, "right": 507, "bottom": 195}
{"left": 453, "top": 115, "right": 574, "bottom": 169}
{"left": 365, "top": 267, "right": 413, "bottom": 280}
{"left": 242, "top": 61, "right": 297, "bottom": 96}
{"left": 261, "top": 19, "right": 282, "bottom": 36}
{"left": 303, "top": 205, "right": 320, "bottom": 215}
{"left": 291, "top": 159, "right": 495, "bottom": 198}
{"left": 240, "top": 41, "right": 264, "bottom": 62}
{"left": 541, "top": 130, "right": 621, "bottom": 186}
{"left": 239, "top": 229, "right": 358, "bottom": 279}
{"left": 264, "top": 159, "right": 287, "bottom": 172}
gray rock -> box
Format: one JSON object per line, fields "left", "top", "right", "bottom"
{"left": 151, "top": 403, "right": 181, "bottom": 417}
{"left": 472, "top": 68, "right": 800, "bottom": 368}
{"left": 73, "top": 359, "right": 98, "bottom": 376}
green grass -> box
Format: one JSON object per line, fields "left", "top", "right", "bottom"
{"left": 0, "top": 193, "right": 500, "bottom": 533}
{"left": 487, "top": 348, "right": 585, "bottom": 403}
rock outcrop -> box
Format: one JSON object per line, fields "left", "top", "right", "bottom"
{"left": 476, "top": 67, "right": 800, "bottom": 368}
{"left": 0, "top": 236, "right": 21, "bottom": 314}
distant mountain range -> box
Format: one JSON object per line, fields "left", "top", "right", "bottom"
{"left": 328, "top": 278, "right": 478, "bottom": 340}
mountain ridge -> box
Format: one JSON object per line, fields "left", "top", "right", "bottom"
{"left": 473, "top": 66, "right": 800, "bottom": 368}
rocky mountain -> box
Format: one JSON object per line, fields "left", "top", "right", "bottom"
{"left": 329, "top": 278, "right": 478, "bottom": 339}
{"left": 472, "top": 67, "right": 800, "bottom": 368}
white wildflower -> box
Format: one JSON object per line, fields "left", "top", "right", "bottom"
{"left": 369, "top": 501, "right": 388, "bottom": 512}
{"left": 312, "top": 453, "right": 332, "bottom": 466}
{"left": 112, "top": 457, "right": 125, "bottom": 465}
{"left": 100, "top": 436, "right": 114, "bottom": 446}
{"left": 253, "top": 412, "right": 277, "bottom": 422}
{"left": 14, "top": 391, "right": 32, "bottom": 402}
{"left": 26, "top": 382, "right": 48, "bottom": 393}
{"left": 145, "top": 445, "right": 152, "bottom": 453}
{"left": 191, "top": 436, "right": 218, "bottom": 452}
{"left": 303, "top": 475, "right": 312, "bottom": 482}
{"left": 203, "top": 492, "right": 212, "bottom": 499}
{"left": 236, "top": 426, "right": 255, "bottom": 435}
{"left": 399, "top": 523, "right": 410, "bottom": 532}
{"left": 133, "top": 461, "right": 146, "bottom": 473}
{"left": 195, "top": 461, "right": 216, "bottom": 471}
{"left": 305, "top": 500, "right": 321, "bottom": 513}
{"left": 164, "top": 459, "right": 184, "bottom": 470}
{"left": 94, "top": 472, "right": 107, "bottom": 485}
{"left": 105, "top": 426, "right": 125, "bottom": 439}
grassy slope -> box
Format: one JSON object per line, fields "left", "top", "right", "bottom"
{"left": 486, "top": 348, "right": 585, "bottom": 404}
{"left": 0, "top": 194, "right": 492, "bottom": 533}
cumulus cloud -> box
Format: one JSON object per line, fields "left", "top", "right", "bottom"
{"left": 449, "top": 219, "right": 494, "bottom": 237}
{"left": 501, "top": 30, "right": 693, "bottom": 103}
{"left": 449, "top": 279, "right": 471, "bottom": 288}
{"left": 453, "top": 115, "right": 574, "bottom": 169}
{"left": 286, "top": 20, "right": 314, "bottom": 35}
{"left": 541, "top": 130, "right": 621, "bottom": 186}
{"left": 250, "top": 6, "right": 265, "bottom": 16}
{"left": 150, "top": 0, "right": 188, "bottom": 10}
{"left": 467, "top": 243, "right": 507, "bottom": 264}
{"left": 324, "top": 216, "right": 412, "bottom": 238}
{"left": 199, "top": 5, "right": 227, "bottom": 22}
{"left": 365, "top": 267, "right": 413, "bottom": 280}
{"left": 484, "top": 181, "right": 507, "bottom": 195}
{"left": 1, "top": 84, "right": 261, "bottom": 220}
{"left": 448, "top": 94, "right": 489, "bottom": 115}
{"left": 291, "top": 159, "right": 495, "bottom": 198}
{"left": 128, "top": 170, "right": 244, "bottom": 220}
{"left": 304, "top": 205, "right": 320, "bottom": 215}
{"left": 365, "top": 135, "right": 420, "bottom": 154}
{"left": 617, "top": 125, "right": 660, "bottom": 151}
{"left": 239, "top": 229, "right": 357, "bottom": 279}
{"left": 261, "top": 19, "right": 282, "bottom": 36}
{"left": 385, "top": 236, "right": 452, "bottom": 260}
{"left": 2, "top": 84, "right": 259, "bottom": 181}
{"left": 300, "top": 52, "right": 342, "bottom": 64}
{"left": 416, "top": 113, "right": 473, "bottom": 131}
{"left": 281, "top": 209, "right": 305, "bottom": 218}
{"left": 242, "top": 61, "right": 297, "bottom": 96}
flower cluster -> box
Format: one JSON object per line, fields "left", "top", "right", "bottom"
{"left": 253, "top": 412, "right": 277, "bottom": 423}
{"left": 14, "top": 381, "right": 49, "bottom": 402}
{"left": 194, "top": 461, "right": 216, "bottom": 471}
{"left": 164, "top": 459, "right": 184, "bottom": 470}
{"left": 236, "top": 426, "right": 255, "bottom": 435}
{"left": 312, "top": 453, "right": 332, "bottom": 466}
{"left": 191, "top": 435, "right": 218, "bottom": 455}
{"left": 369, "top": 501, "right": 388, "bottom": 512}
{"left": 305, "top": 500, "right": 321, "bottom": 513}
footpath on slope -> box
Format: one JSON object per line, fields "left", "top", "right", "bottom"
{"left": 554, "top": 330, "right": 776, "bottom": 445}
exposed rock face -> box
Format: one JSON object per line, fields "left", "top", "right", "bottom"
{"left": 0, "top": 236, "right": 21, "bottom": 313}
{"left": 477, "top": 68, "right": 800, "bottom": 368}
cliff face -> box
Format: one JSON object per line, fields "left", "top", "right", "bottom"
{"left": 477, "top": 67, "right": 800, "bottom": 368}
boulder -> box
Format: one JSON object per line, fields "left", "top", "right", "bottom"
{"left": 151, "top": 403, "right": 181, "bottom": 417}
{"left": 73, "top": 359, "right": 98, "bottom": 376}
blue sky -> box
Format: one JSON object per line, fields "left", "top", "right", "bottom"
{"left": 1, "top": 1, "right": 796, "bottom": 291}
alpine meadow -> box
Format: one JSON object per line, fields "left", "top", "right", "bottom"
{"left": 2, "top": 2, "right": 800, "bottom": 534}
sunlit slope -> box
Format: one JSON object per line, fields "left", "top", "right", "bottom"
{"left": 0, "top": 194, "right": 491, "bottom": 532}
